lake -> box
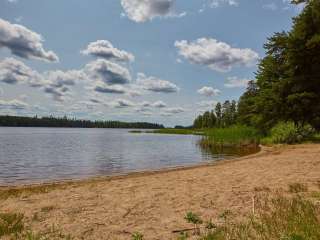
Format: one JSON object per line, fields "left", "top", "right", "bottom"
{"left": 0, "top": 127, "right": 243, "bottom": 185}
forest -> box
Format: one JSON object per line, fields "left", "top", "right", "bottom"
{"left": 0, "top": 115, "right": 164, "bottom": 129}
{"left": 193, "top": 0, "right": 320, "bottom": 142}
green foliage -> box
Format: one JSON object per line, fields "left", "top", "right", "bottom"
{"left": 0, "top": 212, "right": 24, "bottom": 237}
{"left": 132, "top": 232, "right": 144, "bottom": 240}
{"left": 194, "top": 100, "right": 237, "bottom": 129}
{"left": 201, "top": 125, "right": 260, "bottom": 145}
{"left": 236, "top": 0, "right": 320, "bottom": 131}
{"left": 0, "top": 211, "right": 73, "bottom": 239}
{"left": 261, "top": 122, "right": 315, "bottom": 144}
{"left": 177, "top": 231, "right": 189, "bottom": 240}
{"left": 289, "top": 183, "right": 308, "bottom": 193}
{"left": 190, "top": 195, "right": 320, "bottom": 240}
{"left": 185, "top": 212, "right": 203, "bottom": 225}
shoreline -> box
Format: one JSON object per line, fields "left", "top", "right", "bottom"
{"left": 0, "top": 145, "right": 266, "bottom": 189}
{"left": 1, "top": 144, "right": 319, "bottom": 239}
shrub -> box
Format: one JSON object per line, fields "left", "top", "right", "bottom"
{"left": 262, "top": 122, "right": 315, "bottom": 144}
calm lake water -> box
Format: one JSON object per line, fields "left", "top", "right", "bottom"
{"left": 0, "top": 127, "right": 242, "bottom": 185}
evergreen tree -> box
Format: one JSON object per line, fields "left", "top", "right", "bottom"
{"left": 215, "top": 103, "right": 222, "bottom": 127}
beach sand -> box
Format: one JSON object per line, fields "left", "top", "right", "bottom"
{"left": 1, "top": 144, "right": 320, "bottom": 239}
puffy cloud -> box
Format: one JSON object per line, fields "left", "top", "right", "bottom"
{"left": 137, "top": 73, "right": 179, "bottom": 93}
{"left": 152, "top": 100, "right": 167, "bottom": 108}
{"left": 0, "top": 57, "right": 42, "bottom": 85}
{"left": 112, "top": 99, "right": 135, "bottom": 108}
{"left": 94, "top": 83, "right": 126, "bottom": 94}
{"left": 120, "top": 0, "right": 175, "bottom": 22}
{"left": 175, "top": 38, "right": 259, "bottom": 72}
{"left": 81, "top": 40, "right": 135, "bottom": 62}
{"left": 224, "top": 76, "right": 250, "bottom": 88}
{"left": 42, "top": 70, "right": 86, "bottom": 101}
{"left": 85, "top": 59, "right": 131, "bottom": 85}
{"left": 0, "top": 18, "right": 59, "bottom": 62}
{"left": 0, "top": 58, "right": 86, "bottom": 101}
{"left": 164, "top": 107, "right": 184, "bottom": 114}
{"left": 43, "top": 70, "right": 85, "bottom": 87}
{"left": 0, "top": 99, "right": 28, "bottom": 110}
{"left": 197, "top": 86, "right": 221, "bottom": 97}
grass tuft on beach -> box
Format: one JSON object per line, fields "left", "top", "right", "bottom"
{"left": 176, "top": 191, "right": 320, "bottom": 240}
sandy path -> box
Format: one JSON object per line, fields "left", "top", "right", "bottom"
{"left": 1, "top": 144, "right": 320, "bottom": 239}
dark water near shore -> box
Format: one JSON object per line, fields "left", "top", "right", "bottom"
{"left": 0, "top": 127, "right": 257, "bottom": 185}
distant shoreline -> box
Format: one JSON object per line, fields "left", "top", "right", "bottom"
{"left": 0, "top": 115, "right": 165, "bottom": 129}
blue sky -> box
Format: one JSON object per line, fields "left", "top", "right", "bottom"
{"left": 0, "top": 0, "right": 302, "bottom": 126}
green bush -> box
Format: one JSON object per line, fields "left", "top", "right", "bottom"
{"left": 262, "top": 122, "right": 315, "bottom": 144}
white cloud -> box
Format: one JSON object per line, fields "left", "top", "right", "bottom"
{"left": 137, "top": 73, "right": 179, "bottom": 93}
{"left": 0, "top": 58, "right": 86, "bottom": 102}
{"left": 152, "top": 100, "right": 167, "bottom": 108}
{"left": 175, "top": 38, "right": 259, "bottom": 72}
{"left": 0, "top": 18, "right": 59, "bottom": 62}
{"left": 224, "top": 76, "right": 250, "bottom": 88}
{"left": 209, "top": 0, "right": 238, "bottom": 8}
{"left": 112, "top": 99, "right": 135, "bottom": 108}
{"left": 42, "top": 70, "right": 86, "bottom": 101}
{"left": 164, "top": 107, "right": 184, "bottom": 114}
{"left": 120, "top": 0, "right": 175, "bottom": 22}
{"left": 81, "top": 40, "right": 135, "bottom": 62}
{"left": 0, "top": 99, "right": 28, "bottom": 110}
{"left": 197, "top": 86, "right": 221, "bottom": 97}
{"left": 94, "top": 83, "right": 127, "bottom": 94}
{"left": 0, "top": 57, "right": 42, "bottom": 85}
{"left": 85, "top": 59, "right": 132, "bottom": 85}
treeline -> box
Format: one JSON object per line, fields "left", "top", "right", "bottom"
{"left": 0, "top": 115, "right": 164, "bottom": 129}
{"left": 193, "top": 100, "right": 237, "bottom": 128}
{"left": 194, "top": 0, "right": 320, "bottom": 132}
{"left": 238, "top": 0, "right": 320, "bottom": 132}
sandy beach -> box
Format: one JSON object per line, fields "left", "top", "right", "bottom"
{"left": 1, "top": 144, "right": 320, "bottom": 239}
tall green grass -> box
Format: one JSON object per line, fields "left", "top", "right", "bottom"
{"left": 151, "top": 126, "right": 260, "bottom": 145}
{"left": 201, "top": 125, "right": 260, "bottom": 145}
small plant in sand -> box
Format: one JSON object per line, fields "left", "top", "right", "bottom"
{"left": 0, "top": 212, "right": 24, "bottom": 237}
{"left": 185, "top": 211, "right": 203, "bottom": 235}
{"left": 132, "top": 232, "right": 144, "bottom": 240}
{"left": 289, "top": 183, "right": 308, "bottom": 193}
{"left": 177, "top": 231, "right": 189, "bottom": 240}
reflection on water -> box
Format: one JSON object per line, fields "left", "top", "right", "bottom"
{"left": 0, "top": 127, "right": 259, "bottom": 185}
{"left": 197, "top": 138, "right": 260, "bottom": 159}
